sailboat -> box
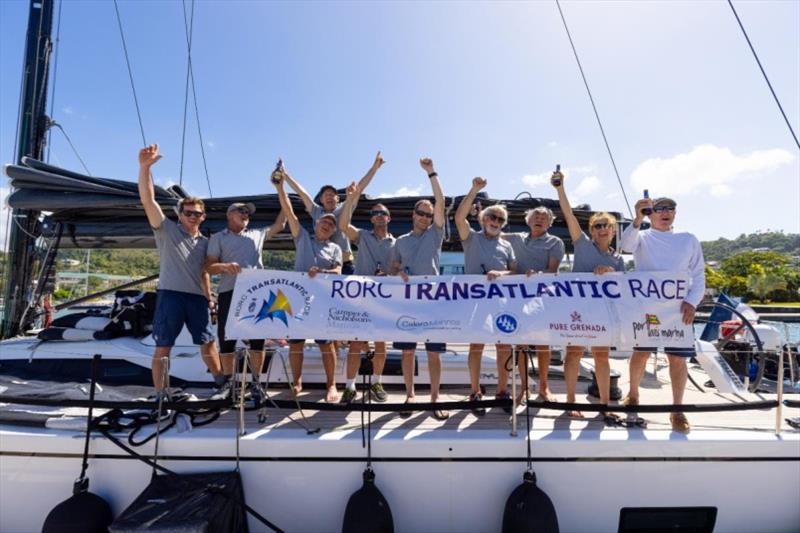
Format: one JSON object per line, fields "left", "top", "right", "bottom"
{"left": 1, "top": 1, "right": 799, "bottom": 532}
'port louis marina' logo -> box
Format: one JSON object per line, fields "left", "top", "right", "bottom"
{"left": 234, "top": 278, "right": 313, "bottom": 327}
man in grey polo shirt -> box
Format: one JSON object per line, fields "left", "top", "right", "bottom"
{"left": 338, "top": 179, "right": 395, "bottom": 404}
{"left": 388, "top": 158, "right": 448, "bottom": 419}
{"left": 275, "top": 170, "right": 343, "bottom": 403}
{"left": 281, "top": 152, "right": 385, "bottom": 275}
{"left": 502, "top": 206, "right": 565, "bottom": 401}
{"left": 205, "top": 201, "right": 286, "bottom": 401}
{"left": 455, "top": 177, "right": 518, "bottom": 416}
{"left": 137, "top": 144, "right": 223, "bottom": 401}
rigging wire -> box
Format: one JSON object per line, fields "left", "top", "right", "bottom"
{"left": 45, "top": 0, "right": 64, "bottom": 163}
{"left": 180, "top": 0, "right": 213, "bottom": 197}
{"left": 727, "top": 0, "right": 800, "bottom": 151}
{"left": 112, "top": 0, "right": 147, "bottom": 147}
{"left": 554, "top": 0, "right": 634, "bottom": 219}
{"left": 49, "top": 121, "right": 91, "bottom": 175}
{"left": 178, "top": 0, "right": 195, "bottom": 186}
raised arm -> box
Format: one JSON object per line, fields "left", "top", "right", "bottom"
{"left": 339, "top": 183, "right": 361, "bottom": 242}
{"left": 265, "top": 210, "right": 287, "bottom": 241}
{"left": 137, "top": 144, "right": 166, "bottom": 229}
{"left": 274, "top": 175, "right": 301, "bottom": 238}
{"left": 552, "top": 170, "right": 582, "bottom": 243}
{"left": 352, "top": 151, "right": 385, "bottom": 196}
{"left": 455, "top": 177, "right": 485, "bottom": 241}
{"left": 281, "top": 170, "right": 315, "bottom": 213}
{"left": 420, "top": 158, "right": 445, "bottom": 228}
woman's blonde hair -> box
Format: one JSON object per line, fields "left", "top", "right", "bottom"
{"left": 588, "top": 212, "right": 617, "bottom": 231}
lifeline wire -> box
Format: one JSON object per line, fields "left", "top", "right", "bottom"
{"left": 554, "top": 0, "right": 633, "bottom": 219}
{"left": 727, "top": 0, "right": 800, "bottom": 151}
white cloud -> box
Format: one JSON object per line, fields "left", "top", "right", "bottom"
{"left": 521, "top": 172, "right": 549, "bottom": 187}
{"left": 547, "top": 141, "right": 558, "bottom": 148}
{"left": 521, "top": 165, "right": 598, "bottom": 190}
{"left": 630, "top": 144, "right": 794, "bottom": 198}
{"left": 206, "top": 141, "right": 216, "bottom": 148}
{"left": 574, "top": 175, "right": 601, "bottom": 196}
{"left": 62, "top": 106, "right": 74, "bottom": 115}
{"left": 377, "top": 185, "right": 423, "bottom": 197}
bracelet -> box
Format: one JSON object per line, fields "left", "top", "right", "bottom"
{"left": 428, "top": 172, "right": 438, "bottom": 178}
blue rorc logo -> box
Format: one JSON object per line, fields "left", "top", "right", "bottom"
{"left": 495, "top": 313, "right": 518, "bottom": 334}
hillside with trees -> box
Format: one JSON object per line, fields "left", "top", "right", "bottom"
{"left": 701, "top": 231, "right": 799, "bottom": 263}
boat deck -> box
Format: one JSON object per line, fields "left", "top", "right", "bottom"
{"left": 198, "top": 355, "right": 798, "bottom": 435}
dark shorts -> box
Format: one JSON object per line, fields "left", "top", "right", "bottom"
{"left": 152, "top": 289, "right": 215, "bottom": 347}
{"left": 289, "top": 339, "right": 332, "bottom": 345}
{"left": 635, "top": 347, "right": 696, "bottom": 358}
{"left": 392, "top": 342, "right": 446, "bottom": 353}
{"left": 217, "top": 291, "right": 265, "bottom": 353}
{"left": 342, "top": 261, "right": 355, "bottom": 275}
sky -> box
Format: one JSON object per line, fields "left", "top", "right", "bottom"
{"left": 1, "top": 0, "right": 798, "bottom": 250}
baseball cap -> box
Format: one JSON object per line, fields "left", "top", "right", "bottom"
{"left": 227, "top": 202, "right": 256, "bottom": 215}
{"left": 652, "top": 197, "right": 677, "bottom": 208}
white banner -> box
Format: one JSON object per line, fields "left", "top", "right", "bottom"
{"left": 225, "top": 270, "right": 695, "bottom": 349}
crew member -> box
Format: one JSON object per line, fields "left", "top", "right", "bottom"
{"left": 620, "top": 195, "right": 705, "bottom": 433}
{"left": 274, "top": 167, "right": 343, "bottom": 403}
{"left": 388, "top": 158, "right": 449, "bottom": 420}
{"left": 455, "top": 177, "right": 517, "bottom": 416}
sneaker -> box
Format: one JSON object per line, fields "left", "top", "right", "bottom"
{"left": 670, "top": 412, "right": 691, "bottom": 434}
{"left": 210, "top": 379, "right": 234, "bottom": 402}
{"left": 247, "top": 382, "right": 265, "bottom": 406}
{"left": 340, "top": 388, "right": 357, "bottom": 404}
{"left": 495, "top": 390, "right": 512, "bottom": 414}
{"left": 369, "top": 383, "right": 388, "bottom": 403}
{"left": 469, "top": 392, "right": 486, "bottom": 417}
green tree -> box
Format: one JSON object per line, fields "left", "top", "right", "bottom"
{"left": 746, "top": 271, "right": 787, "bottom": 303}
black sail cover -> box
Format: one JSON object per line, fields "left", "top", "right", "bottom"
{"left": 5, "top": 158, "right": 621, "bottom": 251}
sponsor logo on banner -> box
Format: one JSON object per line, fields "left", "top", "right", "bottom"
{"left": 548, "top": 309, "right": 607, "bottom": 338}
{"left": 234, "top": 278, "right": 312, "bottom": 326}
{"left": 631, "top": 313, "right": 686, "bottom": 342}
{"left": 396, "top": 315, "right": 461, "bottom": 332}
{"left": 328, "top": 307, "right": 372, "bottom": 330}
{"left": 495, "top": 313, "right": 519, "bottom": 334}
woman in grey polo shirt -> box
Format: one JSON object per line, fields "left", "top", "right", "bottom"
{"left": 553, "top": 169, "right": 624, "bottom": 420}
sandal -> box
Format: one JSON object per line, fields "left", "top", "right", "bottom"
{"left": 432, "top": 408, "right": 450, "bottom": 421}
{"left": 565, "top": 410, "right": 585, "bottom": 419}
{"left": 399, "top": 398, "right": 413, "bottom": 419}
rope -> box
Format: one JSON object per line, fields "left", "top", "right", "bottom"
{"left": 112, "top": 0, "right": 147, "bottom": 147}
{"left": 180, "top": 0, "right": 213, "bottom": 197}
{"left": 178, "top": 0, "right": 195, "bottom": 186}
{"left": 50, "top": 121, "right": 91, "bottom": 175}
{"left": 45, "top": 0, "right": 63, "bottom": 164}
{"left": 727, "top": 0, "right": 800, "bottom": 151}
{"left": 554, "top": 0, "right": 634, "bottom": 219}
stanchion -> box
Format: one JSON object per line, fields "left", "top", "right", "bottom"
{"left": 776, "top": 346, "right": 784, "bottom": 435}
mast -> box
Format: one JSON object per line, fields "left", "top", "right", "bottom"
{"left": 1, "top": 0, "right": 55, "bottom": 339}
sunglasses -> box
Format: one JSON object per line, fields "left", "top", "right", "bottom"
{"left": 235, "top": 208, "right": 251, "bottom": 216}
{"left": 591, "top": 222, "right": 611, "bottom": 230}
{"left": 485, "top": 212, "right": 506, "bottom": 224}
{"left": 653, "top": 206, "right": 676, "bottom": 213}
{"left": 414, "top": 209, "right": 434, "bottom": 219}
{"left": 370, "top": 210, "right": 390, "bottom": 217}
{"left": 182, "top": 209, "right": 205, "bottom": 218}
